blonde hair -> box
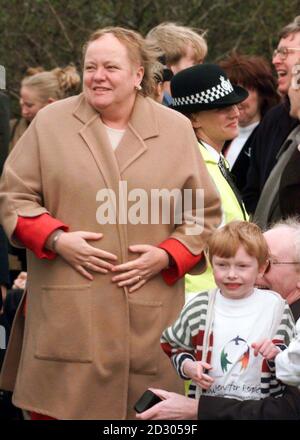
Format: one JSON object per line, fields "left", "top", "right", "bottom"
{"left": 146, "top": 22, "right": 207, "bottom": 67}
{"left": 22, "top": 65, "right": 81, "bottom": 102}
{"left": 208, "top": 221, "right": 269, "bottom": 268}
{"left": 24, "top": 66, "right": 45, "bottom": 77}
{"left": 83, "top": 27, "right": 157, "bottom": 98}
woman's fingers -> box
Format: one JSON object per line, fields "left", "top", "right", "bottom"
{"left": 117, "top": 274, "right": 145, "bottom": 288}
{"left": 112, "top": 260, "right": 138, "bottom": 272}
{"left": 78, "top": 231, "right": 104, "bottom": 241}
{"left": 88, "top": 256, "right": 115, "bottom": 271}
{"left": 111, "top": 269, "right": 148, "bottom": 291}
{"left": 128, "top": 279, "right": 147, "bottom": 293}
{"left": 93, "top": 248, "right": 118, "bottom": 261}
{"left": 75, "top": 264, "right": 94, "bottom": 281}
{"left": 83, "top": 261, "right": 108, "bottom": 274}
{"left": 111, "top": 269, "right": 139, "bottom": 282}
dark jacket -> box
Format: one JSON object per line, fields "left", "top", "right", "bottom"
{"left": 279, "top": 131, "right": 300, "bottom": 218}
{"left": 253, "top": 125, "right": 300, "bottom": 228}
{"left": 223, "top": 127, "right": 258, "bottom": 193}
{"left": 0, "top": 92, "right": 10, "bottom": 287}
{"left": 242, "top": 101, "right": 299, "bottom": 214}
{"left": 198, "top": 299, "right": 300, "bottom": 420}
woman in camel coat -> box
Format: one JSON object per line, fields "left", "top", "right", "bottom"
{"left": 0, "top": 27, "right": 221, "bottom": 419}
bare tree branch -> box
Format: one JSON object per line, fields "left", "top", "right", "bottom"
{"left": 45, "top": 0, "right": 74, "bottom": 50}
{"left": 25, "top": 33, "right": 58, "bottom": 66}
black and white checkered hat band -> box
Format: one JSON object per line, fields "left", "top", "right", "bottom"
{"left": 172, "top": 81, "right": 234, "bottom": 107}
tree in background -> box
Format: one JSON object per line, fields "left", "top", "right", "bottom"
{"left": 0, "top": 0, "right": 299, "bottom": 114}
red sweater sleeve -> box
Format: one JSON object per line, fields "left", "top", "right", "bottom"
{"left": 159, "top": 238, "right": 202, "bottom": 286}
{"left": 14, "top": 213, "right": 69, "bottom": 259}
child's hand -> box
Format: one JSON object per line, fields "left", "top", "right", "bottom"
{"left": 182, "top": 359, "right": 214, "bottom": 389}
{"left": 251, "top": 339, "right": 280, "bottom": 360}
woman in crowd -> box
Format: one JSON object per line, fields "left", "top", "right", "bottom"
{"left": 169, "top": 63, "right": 248, "bottom": 298}
{"left": 0, "top": 27, "right": 221, "bottom": 420}
{"left": 219, "top": 53, "right": 279, "bottom": 191}
{"left": 9, "top": 65, "right": 80, "bottom": 151}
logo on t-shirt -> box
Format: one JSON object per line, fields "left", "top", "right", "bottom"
{"left": 220, "top": 335, "right": 250, "bottom": 373}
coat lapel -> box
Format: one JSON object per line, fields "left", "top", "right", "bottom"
{"left": 74, "top": 95, "right": 128, "bottom": 259}
{"left": 114, "top": 95, "right": 159, "bottom": 174}
{"left": 74, "top": 94, "right": 121, "bottom": 196}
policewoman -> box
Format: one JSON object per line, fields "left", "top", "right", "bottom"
{"left": 170, "top": 64, "right": 249, "bottom": 298}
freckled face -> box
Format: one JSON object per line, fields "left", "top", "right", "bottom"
{"left": 212, "top": 246, "right": 261, "bottom": 299}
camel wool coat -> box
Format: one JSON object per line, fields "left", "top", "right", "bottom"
{"left": 0, "top": 93, "right": 221, "bottom": 419}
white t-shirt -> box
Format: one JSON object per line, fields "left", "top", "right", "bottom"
{"left": 226, "top": 121, "right": 259, "bottom": 169}
{"left": 205, "top": 288, "right": 282, "bottom": 400}
{"left": 104, "top": 124, "right": 125, "bottom": 150}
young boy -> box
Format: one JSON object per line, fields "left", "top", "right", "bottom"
{"left": 161, "top": 221, "right": 295, "bottom": 401}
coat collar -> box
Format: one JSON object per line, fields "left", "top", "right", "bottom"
{"left": 73, "top": 92, "right": 159, "bottom": 140}
{"left": 276, "top": 125, "right": 300, "bottom": 160}
{"left": 75, "top": 93, "right": 160, "bottom": 175}
{"left": 115, "top": 94, "right": 159, "bottom": 173}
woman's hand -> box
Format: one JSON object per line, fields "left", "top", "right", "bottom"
{"left": 183, "top": 359, "right": 214, "bottom": 390}
{"left": 136, "top": 389, "right": 198, "bottom": 420}
{"left": 111, "top": 245, "right": 169, "bottom": 292}
{"left": 53, "top": 231, "right": 118, "bottom": 280}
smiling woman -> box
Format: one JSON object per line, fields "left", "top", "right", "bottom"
{"left": 0, "top": 27, "right": 221, "bottom": 420}
{"left": 83, "top": 33, "right": 144, "bottom": 127}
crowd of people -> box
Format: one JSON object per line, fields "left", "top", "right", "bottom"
{"left": 0, "top": 16, "right": 300, "bottom": 421}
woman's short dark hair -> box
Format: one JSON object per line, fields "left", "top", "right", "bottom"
{"left": 219, "top": 52, "right": 280, "bottom": 117}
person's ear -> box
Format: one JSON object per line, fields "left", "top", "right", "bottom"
{"left": 258, "top": 261, "right": 268, "bottom": 276}
{"left": 135, "top": 66, "right": 144, "bottom": 87}
{"left": 190, "top": 113, "right": 202, "bottom": 129}
{"left": 47, "top": 97, "right": 56, "bottom": 104}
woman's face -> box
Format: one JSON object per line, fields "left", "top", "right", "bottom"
{"left": 83, "top": 33, "right": 144, "bottom": 117}
{"left": 20, "top": 86, "right": 46, "bottom": 122}
{"left": 237, "top": 88, "right": 260, "bottom": 127}
{"left": 193, "top": 105, "right": 240, "bottom": 150}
